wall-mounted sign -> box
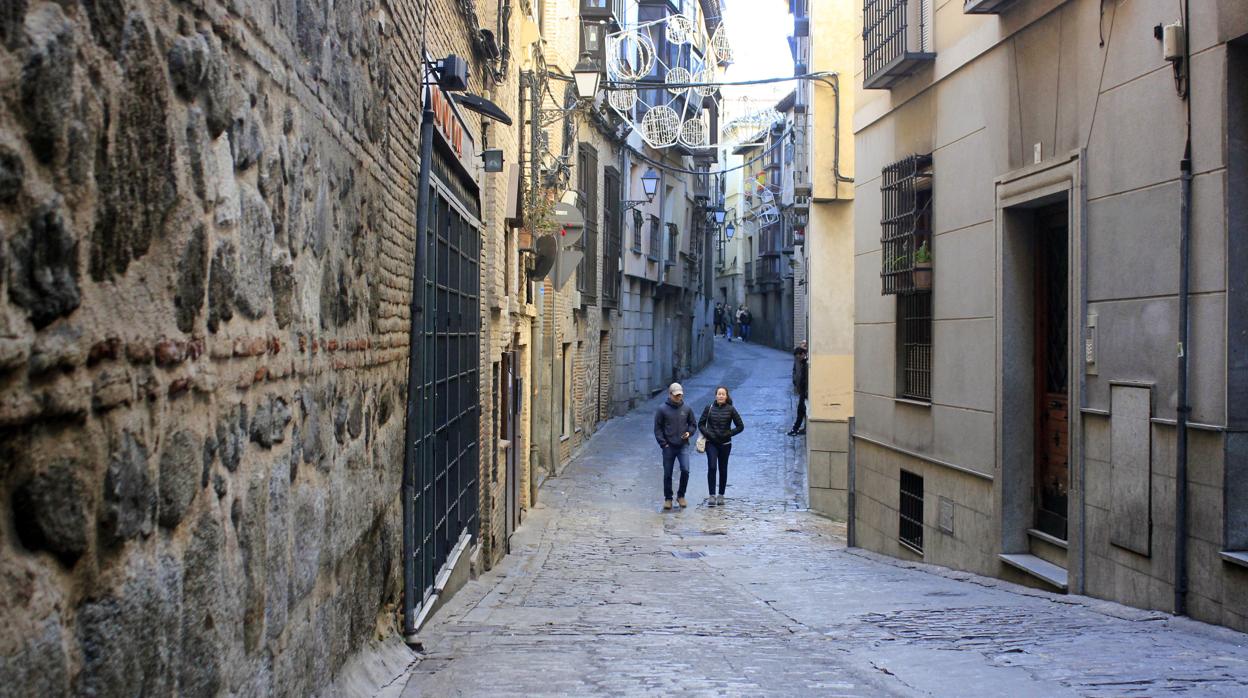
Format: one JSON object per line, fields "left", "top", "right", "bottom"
{"left": 426, "top": 80, "right": 479, "bottom": 188}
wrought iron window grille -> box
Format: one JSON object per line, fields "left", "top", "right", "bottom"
{"left": 897, "top": 291, "right": 932, "bottom": 401}
{"left": 899, "top": 469, "right": 925, "bottom": 554}
{"left": 880, "top": 153, "right": 933, "bottom": 296}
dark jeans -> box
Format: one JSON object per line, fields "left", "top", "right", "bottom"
{"left": 662, "top": 444, "right": 690, "bottom": 500}
{"left": 705, "top": 441, "right": 731, "bottom": 495}
{"left": 740, "top": 323, "right": 751, "bottom": 342}
{"left": 792, "top": 395, "right": 807, "bottom": 432}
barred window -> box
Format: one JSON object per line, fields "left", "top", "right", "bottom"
{"left": 899, "top": 469, "right": 924, "bottom": 554}
{"left": 863, "top": 0, "right": 935, "bottom": 90}
{"left": 897, "top": 291, "right": 932, "bottom": 401}
{"left": 666, "top": 223, "right": 679, "bottom": 264}
{"left": 880, "top": 154, "right": 932, "bottom": 295}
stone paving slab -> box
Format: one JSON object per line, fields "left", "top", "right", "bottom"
{"left": 399, "top": 339, "right": 1248, "bottom": 697}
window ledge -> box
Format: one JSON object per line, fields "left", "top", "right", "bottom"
{"left": 895, "top": 397, "right": 932, "bottom": 408}
{"left": 560, "top": 434, "right": 571, "bottom": 443}
{"left": 1220, "top": 551, "right": 1248, "bottom": 569}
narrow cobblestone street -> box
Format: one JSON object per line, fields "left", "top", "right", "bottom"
{"left": 399, "top": 339, "right": 1248, "bottom": 697}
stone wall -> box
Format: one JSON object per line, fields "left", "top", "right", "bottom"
{"left": 0, "top": 0, "right": 491, "bottom": 693}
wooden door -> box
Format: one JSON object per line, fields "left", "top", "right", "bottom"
{"left": 1033, "top": 204, "right": 1070, "bottom": 541}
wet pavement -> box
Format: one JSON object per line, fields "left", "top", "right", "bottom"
{"left": 397, "top": 338, "right": 1248, "bottom": 697}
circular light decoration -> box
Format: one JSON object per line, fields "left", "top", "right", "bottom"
{"left": 606, "top": 14, "right": 729, "bottom": 151}
{"left": 679, "top": 115, "right": 708, "bottom": 147}
{"left": 640, "top": 105, "right": 681, "bottom": 148}
{"left": 608, "top": 88, "right": 638, "bottom": 112}
{"left": 665, "top": 14, "right": 694, "bottom": 46}
{"left": 607, "top": 30, "right": 656, "bottom": 81}
{"left": 666, "top": 67, "right": 693, "bottom": 96}
{"left": 711, "top": 25, "right": 734, "bottom": 65}
{"left": 694, "top": 66, "right": 717, "bottom": 97}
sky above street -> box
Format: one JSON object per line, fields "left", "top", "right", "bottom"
{"left": 719, "top": 0, "right": 796, "bottom": 117}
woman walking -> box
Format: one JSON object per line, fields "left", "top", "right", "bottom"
{"left": 698, "top": 386, "right": 745, "bottom": 506}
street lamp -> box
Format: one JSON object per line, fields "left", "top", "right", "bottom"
{"left": 623, "top": 168, "right": 661, "bottom": 212}
{"left": 572, "top": 51, "right": 602, "bottom": 101}
{"left": 725, "top": 222, "right": 736, "bottom": 240}
{"left": 713, "top": 208, "right": 727, "bottom": 226}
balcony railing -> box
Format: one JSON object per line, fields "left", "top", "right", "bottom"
{"left": 863, "top": 0, "right": 935, "bottom": 90}
{"left": 581, "top": 0, "right": 626, "bottom": 28}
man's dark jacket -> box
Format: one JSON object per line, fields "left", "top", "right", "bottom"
{"left": 793, "top": 358, "right": 809, "bottom": 399}
{"left": 654, "top": 398, "right": 697, "bottom": 448}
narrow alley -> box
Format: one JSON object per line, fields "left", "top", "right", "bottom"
{"left": 397, "top": 340, "right": 1248, "bottom": 696}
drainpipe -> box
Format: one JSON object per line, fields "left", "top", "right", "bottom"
{"left": 847, "top": 416, "right": 857, "bottom": 548}
{"left": 402, "top": 82, "right": 436, "bottom": 643}
{"left": 1174, "top": 4, "right": 1193, "bottom": 617}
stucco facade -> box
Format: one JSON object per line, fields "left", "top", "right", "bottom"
{"left": 797, "top": 0, "right": 858, "bottom": 518}
{"left": 851, "top": 0, "right": 1248, "bottom": 632}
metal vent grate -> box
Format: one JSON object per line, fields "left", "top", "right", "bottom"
{"left": 899, "top": 469, "right": 924, "bottom": 554}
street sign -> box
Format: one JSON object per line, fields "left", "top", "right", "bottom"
{"left": 552, "top": 201, "right": 584, "bottom": 246}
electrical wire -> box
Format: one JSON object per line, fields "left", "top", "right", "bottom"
{"left": 604, "top": 71, "right": 838, "bottom": 90}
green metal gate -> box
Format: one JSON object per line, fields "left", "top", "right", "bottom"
{"left": 410, "top": 149, "right": 481, "bottom": 608}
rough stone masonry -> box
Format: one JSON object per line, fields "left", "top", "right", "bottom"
{"left": 0, "top": 1, "right": 423, "bottom": 695}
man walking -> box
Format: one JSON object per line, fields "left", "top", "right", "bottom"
{"left": 737, "top": 305, "right": 753, "bottom": 343}
{"left": 713, "top": 302, "right": 725, "bottom": 336}
{"left": 788, "top": 345, "right": 808, "bottom": 436}
{"left": 654, "top": 382, "right": 697, "bottom": 509}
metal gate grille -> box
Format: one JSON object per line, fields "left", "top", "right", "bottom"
{"left": 899, "top": 469, "right": 924, "bottom": 554}
{"left": 413, "top": 173, "right": 481, "bottom": 605}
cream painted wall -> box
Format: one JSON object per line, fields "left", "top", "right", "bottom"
{"left": 808, "top": 201, "right": 855, "bottom": 422}
{"left": 806, "top": 0, "right": 859, "bottom": 424}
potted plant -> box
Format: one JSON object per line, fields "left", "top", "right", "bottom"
{"left": 912, "top": 240, "right": 933, "bottom": 291}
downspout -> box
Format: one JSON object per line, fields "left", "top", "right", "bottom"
{"left": 847, "top": 416, "right": 856, "bottom": 547}
{"left": 1174, "top": 2, "right": 1193, "bottom": 617}
{"left": 402, "top": 79, "right": 437, "bottom": 643}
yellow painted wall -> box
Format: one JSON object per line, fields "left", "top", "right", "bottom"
{"left": 806, "top": 0, "right": 858, "bottom": 424}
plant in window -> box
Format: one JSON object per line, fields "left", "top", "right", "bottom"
{"left": 913, "top": 240, "right": 932, "bottom": 291}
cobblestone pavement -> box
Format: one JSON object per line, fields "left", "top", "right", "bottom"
{"left": 398, "top": 339, "right": 1248, "bottom": 697}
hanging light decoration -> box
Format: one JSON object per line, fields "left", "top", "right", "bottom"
{"left": 679, "top": 114, "right": 709, "bottom": 148}
{"left": 608, "top": 88, "right": 638, "bottom": 112}
{"left": 640, "top": 105, "right": 681, "bottom": 148}
{"left": 605, "top": 12, "right": 728, "bottom": 151}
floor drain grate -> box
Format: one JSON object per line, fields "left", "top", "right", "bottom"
{"left": 671, "top": 551, "right": 706, "bottom": 559}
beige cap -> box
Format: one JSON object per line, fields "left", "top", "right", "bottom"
{"left": 668, "top": 382, "right": 684, "bottom": 396}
